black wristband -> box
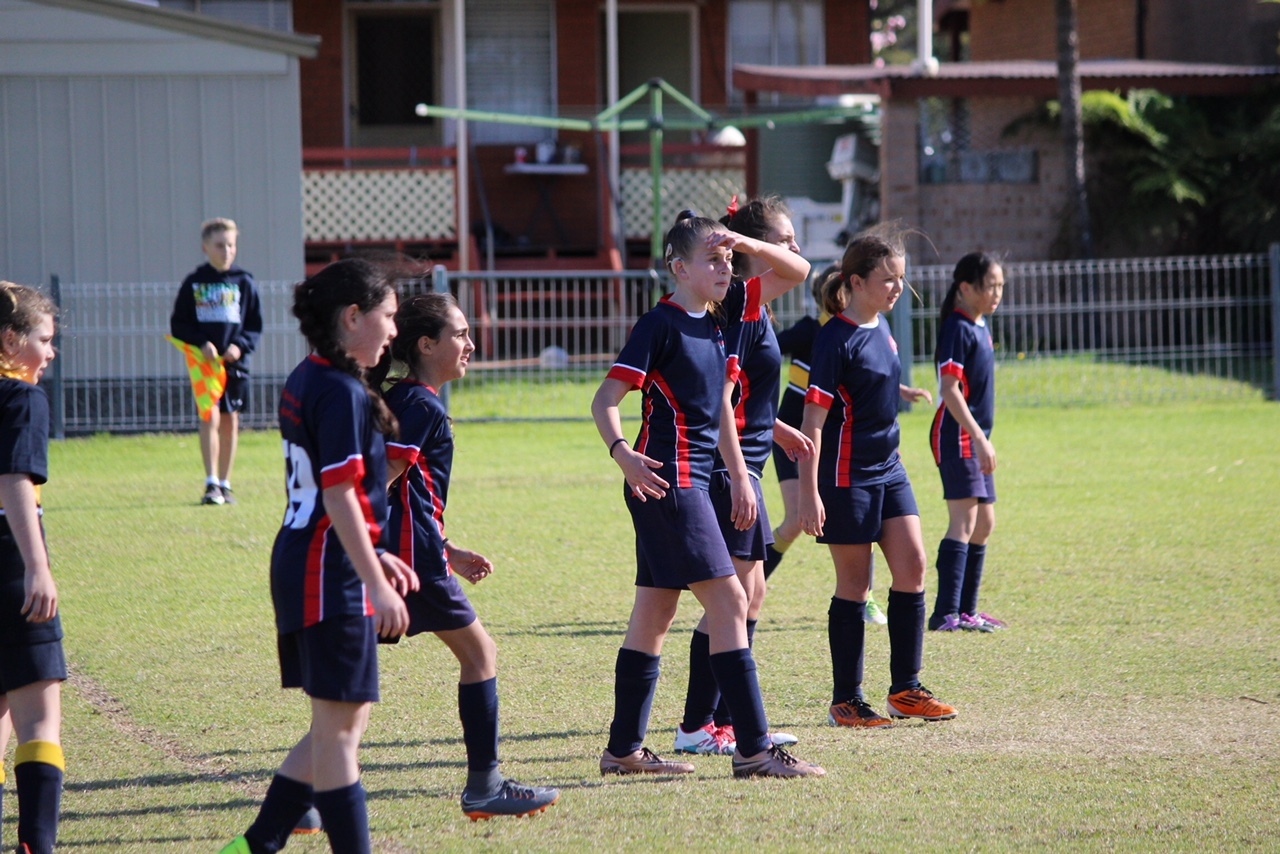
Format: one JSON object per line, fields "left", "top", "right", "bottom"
{"left": 609, "top": 437, "right": 629, "bottom": 458}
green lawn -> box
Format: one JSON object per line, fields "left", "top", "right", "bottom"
{"left": 7, "top": 396, "right": 1279, "bottom": 852}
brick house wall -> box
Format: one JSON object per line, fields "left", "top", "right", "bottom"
{"left": 969, "top": 0, "right": 1138, "bottom": 60}
{"left": 295, "top": 0, "right": 344, "bottom": 148}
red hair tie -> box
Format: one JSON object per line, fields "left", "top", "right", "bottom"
{"left": 726, "top": 195, "right": 739, "bottom": 217}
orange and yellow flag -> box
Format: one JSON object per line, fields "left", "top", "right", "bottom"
{"left": 166, "top": 336, "right": 227, "bottom": 422}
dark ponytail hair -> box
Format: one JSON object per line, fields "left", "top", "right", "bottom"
{"left": 719, "top": 195, "right": 791, "bottom": 280}
{"left": 389, "top": 292, "right": 461, "bottom": 370}
{"left": 664, "top": 209, "right": 724, "bottom": 274}
{"left": 292, "top": 258, "right": 398, "bottom": 437}
{"left": 935, "top": 252, "right": 997, "bottom": 364}
{"left": 818, "top": 228, "right": 906, "bottom": 317}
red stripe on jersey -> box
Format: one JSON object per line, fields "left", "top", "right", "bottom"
{"left": 725, "top": 354, "right": 742, "bottom": 385}
{"left": 397, "top": 479, "right": 415, "bottom": 568}
{"left": 836, "top": 387, "right": 855, "bottom": 487}
{"left": 938, "top": 360, "right": 973, "bottom": 458}
{"left": 743, "top": 276, "right": 763, "bottom": 322}
{"left": 734, "top": 370, "right": 751, "bottom": 435}
{"left": 930, "top": 404, "right": 945, "bottom": 465}
{"left": 303, "top": 516, "right": 332, "bottom": 627}
{"left": 806, "top": 385, "right": 835, "bottom": 409}
{"left": 608, "top": 363, "right": 646, "bottom": 389}
{"left": 386, "top": 442, "right": 420, "bottom": 464}
{"left": 321, "top": 454, "right": 366, "bottom": 489}
{"left": 647, "top": 370, "right": 692, "bottom": 487}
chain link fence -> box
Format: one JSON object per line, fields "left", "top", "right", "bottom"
{"left": 40, "top": 248, "right": 1278, "bottom": 434}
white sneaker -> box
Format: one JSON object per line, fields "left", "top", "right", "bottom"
{"left": 673, "top": 722, "right": 735, "bottom": 755}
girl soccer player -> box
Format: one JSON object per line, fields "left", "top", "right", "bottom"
{"left": 592, "top": 211, "right": 824, "bottom": 779}
{"left": 674, "top": 197, "right": 812, "bottom": 756}
{"left": 765, "top": 267, "right": 889, "bottom": 627}
{"left": 222, "top": 259, "right": 419, "bottom": 854}
{"left": 798, "top": 231, "right": 959, "bottom": 728}
{"left": 378, "top": 293, "right": 559, "bottom": 819}
{"left": 0, "top": 281, "right": 62, "bottom": 854}
{"left": 928, "top": 253, "right": 1008, "bottom": 633}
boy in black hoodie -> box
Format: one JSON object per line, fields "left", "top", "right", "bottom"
{"left": 170, "top": 218, "right": 262, "bottom": 506}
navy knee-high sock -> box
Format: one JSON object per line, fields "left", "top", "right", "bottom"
{"left": 244, "top": 774, "right": 314, "bottom": 853}
{"left": 929, "top": 539, "right": 969, "bottom": 628}
{"left": 459, "top": 677, "right": 501, "bottom": 796}
{"left": 888, "top": 589, "right": 926, "bottom": 694}
{"left": 959, "top": 543, "right": 988, "bottom": 616}
{"left": 712, "top": 619, "right": 756, "bottom": 727}
{"left": 680, "top": 630, "right": 718, "bottom": 732}
{"left": 708, "top": 648, "right": 770, "bottom": 757}
{"left": 828, "top": 597, "right": 866, "bottom": 705}
{"left": 606, "top": 648, "right": 661, "bottom": 757}
{"left": 15, "top": 740, "right": 63, "bottom": 854}
{"left": 314, "top": 781, "right": 370, "bottom": 854}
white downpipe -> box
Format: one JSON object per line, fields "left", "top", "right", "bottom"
{"left": 455, "top": 0, "right": 470, "bottom": 270}
{"left": 915, "top": 0, "right": 939, "bottom": 75}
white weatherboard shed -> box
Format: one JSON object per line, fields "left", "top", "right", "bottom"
{"left": 0, "top": 0, "right": 319, "bottom": 286}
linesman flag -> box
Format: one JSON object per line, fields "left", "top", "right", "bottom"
{"left": 166, "top": 335, "right": 226, "bottom": 422}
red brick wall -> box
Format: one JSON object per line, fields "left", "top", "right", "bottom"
{"left": 295, "top": 0, "right": 345, "bottom": 148}
{"left": 970, "top": 0, "right": 1137, "bottom": 61}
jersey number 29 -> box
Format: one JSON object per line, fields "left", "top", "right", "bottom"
{"left": 282, "top": 440, "right": 318, "bottom": 529}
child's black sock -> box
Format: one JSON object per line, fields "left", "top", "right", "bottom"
{"left": 459, "top": 677, "right": 501, "bottom": 796}
{"left": 763, "top": 543, "right": 785, "bottom": 579}
{"left": 959, "top": 543, "right": 988, "bottom": 616}
{"left": 712, "top": 619, "right": 756, "bottom": 727}
{"left": 606, "top": 648, "right": 661, "bottom": 757}
{"left": 708, "top": 648, "right": 770, "bottom": 756}
{"left": 679, "top": 630, "right": 718, "bottom": 733}
{"left": 314, "top": 781, "right": 370, "bottom": 854}
{"left": 888, "top": 589, "right": 926, "bottom": 694}
{"left": 828, "top": 597, "right": 866, "bottom": 704}
{"left": 929, "top": 538, "right": 969, "bottom": 628}
{"left": 15, "top": 740, "right": 63, "bottom": 854}
{"left": 244, "top": 774, "right": 314, "bottom": 853}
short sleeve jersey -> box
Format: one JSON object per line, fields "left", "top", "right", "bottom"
{"left": 384, "top": 379, "right": 452, "bottom": 572}
{"left": 716, "top": 277, "right": 782, "bottom": 477}
{"left": 775, "top": 313, "right": 823, "bottom": 429}
{"left": 805, "top": 314, "right": 903, "bottom": 487}
{"left": 607, "top": 297, "right": 728, "bottom": 490}
{"left": 271, "top": 355, "right": 389, "bottom": 633}
{"left": 930, "top": 310, "right": 996, "bottom": 464}
{"left": 0, "top": 379, "right": 59, "bottom": 646}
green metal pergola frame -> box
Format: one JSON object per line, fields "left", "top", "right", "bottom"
{"left": 422, "top": 78, "right": 872, "bottom": 266}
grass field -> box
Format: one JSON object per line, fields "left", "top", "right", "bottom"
{"left": 5, "top": 395, "right": 1279, "bottom": 852}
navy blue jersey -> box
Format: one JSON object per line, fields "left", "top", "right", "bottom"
{"left": 805, "top": 314, "right": 903, "bottom": 487}
{"left": 775, "top": 313, "right": 825, "bottom": 430}
{"left": 607, "top": 296, "right": 728, "bottom": 490}
{"left": 930, "top": 309, "right": 996, "bottom": 464}
{"left": 0, "top": 379, "right": 60, "bottom": 647}
{"left": 272, "top": 356, "right": 389, "bottom": 633}
{"left": 170, "top": 263, "right": 263, "bottom": 377}
{"left": 716, "top": 277, "right": 782, "bottom": 477}
{"left": 384, "top": 379, "right": 452, "bottom": 571}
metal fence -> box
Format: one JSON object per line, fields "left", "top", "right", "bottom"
{"left": 40, "top": 249, "right": 1279, "bottom": 434}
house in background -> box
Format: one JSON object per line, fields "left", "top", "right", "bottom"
{"left": 736, "top": 0, "right": 1280, "bottom": 262}
{"left": 291, "top": 0, "right": 875, "bottom": 270}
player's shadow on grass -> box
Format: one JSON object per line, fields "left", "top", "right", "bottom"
{"left": 491, "top": 620, "right": 627, "bottom": 638}
{"left": 63, "top": 769, "right": 277, "bottom": 793}
{"left": 363, "top": 728, "right": 602, "bottom": 750}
